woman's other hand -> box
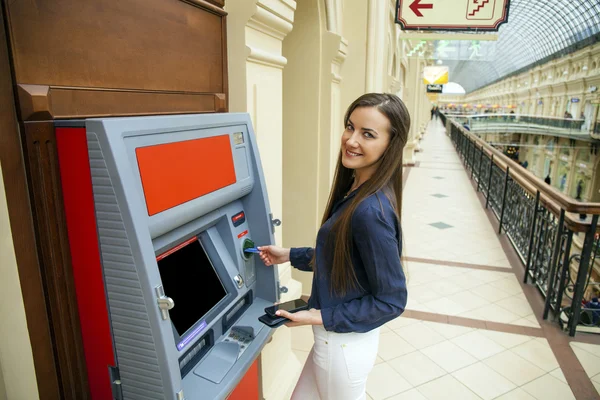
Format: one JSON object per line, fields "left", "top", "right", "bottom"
{"left": 276, "top": 308, "right": 323, "bottom": 327}
{"left": 257, "top": 245, "right": 290, "bottom": 266}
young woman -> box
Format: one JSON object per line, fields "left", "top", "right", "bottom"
{"left": 258, "top": 93, "right": 409, "bottom": 400}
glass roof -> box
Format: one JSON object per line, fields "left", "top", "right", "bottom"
{"left": 441, "top": 0, "right": 600, "bottom": 93}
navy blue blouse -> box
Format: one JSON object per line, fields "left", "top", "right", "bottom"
{"left": 289, "top": 189, "right": 407, "bottom": 333}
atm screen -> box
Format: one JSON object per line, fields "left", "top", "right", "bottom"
{"left": 157, "top": 237, "right": 227, "bottom": 336}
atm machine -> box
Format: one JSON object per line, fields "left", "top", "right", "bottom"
{"left": 57, "top": 113, "right": 279, "bottom": 400}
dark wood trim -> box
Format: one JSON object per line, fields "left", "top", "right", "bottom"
{"left": 182, "top": 0, "right": 227, "bottom": 14}
{"left": 6, "top": 0, "right": 227, "bottom": 94}
{"left": 15, "top": 84, "right": 52, "bottom": 121}
{"left": 222, "top": 14, "right": 229, "bottom": 112}
{"left": 17, "top": 84, "right": 227, "bottom": 121}
{"left": 22, "top": 121, "right": 91, "bottom": 399}
{"left": 208, "top": 0, "right": 226, "bottom": 9}
{"left": 0, "top": 5, "right": 61, "bottom": 399}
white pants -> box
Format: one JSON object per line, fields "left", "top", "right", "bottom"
{"left": 291, "top": 325, "right": 380, "bottom": 400}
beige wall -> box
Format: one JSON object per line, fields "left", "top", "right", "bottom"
{"left": 225, "top": 1, "right": 305, "bottom": 399}
{"left": 315, "top": 3, "right": 346, "bottom": 222}
{"left": 340, "top": 0, "right": 368, "bottom": 113}
{"left": 282, "top": 0, "right": 323, "bottom": 294}
{"left": 0, "top": 163, "right": 39, "bottom": 400}
{"left": 365, "top": 0, "right": 386, "bottom": 92}
{"left": 282, "top": 0, "right": 424, "bottom": 294}
{"left": 403, "top": 56, "right": 428, "bottom": 164}
{"left": 282, "top": 0, "right": 347, "bottom": 296}
{"left": 0, "top": 365, "right": 6, "bottom": 400}
{"left": 226, "top": 0, "right": 297, "bottom": 287}
{"left": 227, "top": 1, "right": 428, "bottom": 397}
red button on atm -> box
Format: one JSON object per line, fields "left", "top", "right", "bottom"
{"left": 232, "top": 211, "right": 246, "bottom": 227}
{"left": 237, "top": 230, "right": 248, "bottom": 239}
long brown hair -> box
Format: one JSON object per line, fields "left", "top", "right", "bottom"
{"left": 321, "top": 93, "right": 410, "bottom": 296}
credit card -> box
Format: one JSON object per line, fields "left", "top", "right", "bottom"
{"left": 244, "top": 247, "right": 260, "bottom": 254}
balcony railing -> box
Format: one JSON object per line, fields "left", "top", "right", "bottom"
{"left": 440, "top": 112, "right": 600, "bottom": 336}
{"left": 448, "top": 113, "right": 589, "bottom": 139}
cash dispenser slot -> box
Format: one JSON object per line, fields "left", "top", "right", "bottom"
{"left": 223, "top": 291, "right": 253, "bottom": 332}
{"left": 193, "top": 341, "right": 240, "bottom": 384}
{"left": 179, "top": 330, "right": 214, "bottom": 378}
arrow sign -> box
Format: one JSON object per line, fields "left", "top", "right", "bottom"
{"left": 436, "top": 40, "right": 457, "bottom": 58}
{"left": 396, "top": 0, "right": 511, "bottom": 31}
{"left": 409, "top": 0, "right": 433, "bottom": 17}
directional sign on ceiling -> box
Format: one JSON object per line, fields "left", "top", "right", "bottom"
{"left": 423, "top": 66, "right": 448, "bottom": 84}
{"left": 430, "top": 40, "right": 497, "bottom": 61}
{"left": 427, "top": 84, "right": 443, "bottom": 93}
{"left": 396, "top": 0, "right": 511, "bottom": 31}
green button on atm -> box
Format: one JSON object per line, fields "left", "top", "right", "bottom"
{"left": 242, "top": 238, "right": 255, "bottom": 261}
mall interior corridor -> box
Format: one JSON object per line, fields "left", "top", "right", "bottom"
{"left": 288, "top": 118, "right": 600, "bottom": 400}
{"left": 2, "top": 1, "right": 600, "bottom": 399}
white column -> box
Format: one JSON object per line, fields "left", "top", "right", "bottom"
{"left": 340, "top": 0, "right": 369, "bottom": 111}
{"left": 318, "top": 31, "right": 348, "bottom": 214}
{"left": 327, "top": 37, "right": 349, "bottom": 182}
{"left": 282, "top": 0, "right": 348, "bottom": 302}
{"left": 403, "top": 56, "right": 425, "bottom": 165}
{"left": 366, "top": 0, "right": 387, "bottom": 92}
{"left": 225, "top": 2, "right": 303, "bottom": 399}
{"left": 281, "top": 0, "right": 322, "bottom": 298}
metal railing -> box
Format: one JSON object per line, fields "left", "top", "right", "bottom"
{"left": 449, "top": 113, "right": 589, "bottom": 138}
{"left": 441, "top": 112, "right": 600, "bottom": 336}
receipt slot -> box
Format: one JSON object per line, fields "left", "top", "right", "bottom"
{"left": 57, "top": 113, "right": 279, "bottom": 400}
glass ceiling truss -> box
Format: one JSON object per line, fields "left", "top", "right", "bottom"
{"left": 436, "top": 0, "right": 600, "bottom": 93}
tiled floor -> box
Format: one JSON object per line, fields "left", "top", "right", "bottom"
{"left": 286, "top": 118, "right": 599, "bottom": 399}
{"left": 571, "top": 342, "right": 600, "bottom": 394}
{"left": 405, "top": 262, "right": 539, "bottom": 327}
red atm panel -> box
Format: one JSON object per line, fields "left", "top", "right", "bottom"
{"left": 227, "top": 360, "right": 259, "bottom": 400}
{"left": 136, "top": 135, "right": 236, "bottom": 215}
{"left": 56, "top": 127, "right": 115, "bottom": 400}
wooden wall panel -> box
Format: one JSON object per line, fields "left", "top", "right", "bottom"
{"left": 17, "top": 84, "right": 227, "bottom": 121}
{"left": 201, "top": 0, "right": 225, "bottom": 7}
{"left": 2, "top": 0, "right": 228, "bottom": 397}
{"left": 0, "top": 4, "right": 61, "bottom": 399}
{"left": 6, "top": 0, "right": 226, "bottom": 94}
{"left": 23, "top": 122, "right": 91, "bottom": 400}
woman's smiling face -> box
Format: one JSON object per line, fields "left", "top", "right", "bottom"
{"left": 341, "top": 106, "right": 392, "bottom": 178}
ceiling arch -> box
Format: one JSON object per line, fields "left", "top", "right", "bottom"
{"left": 443, "top": 0, "right": 600, "bottom": 93}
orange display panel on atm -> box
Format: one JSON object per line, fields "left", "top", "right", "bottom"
{"left": 136, "top": 135, "right": 236, "bottom": 215}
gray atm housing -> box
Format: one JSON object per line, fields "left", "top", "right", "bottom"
{"left": 86, "top": 113, "right": 278, "bottom": 400}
